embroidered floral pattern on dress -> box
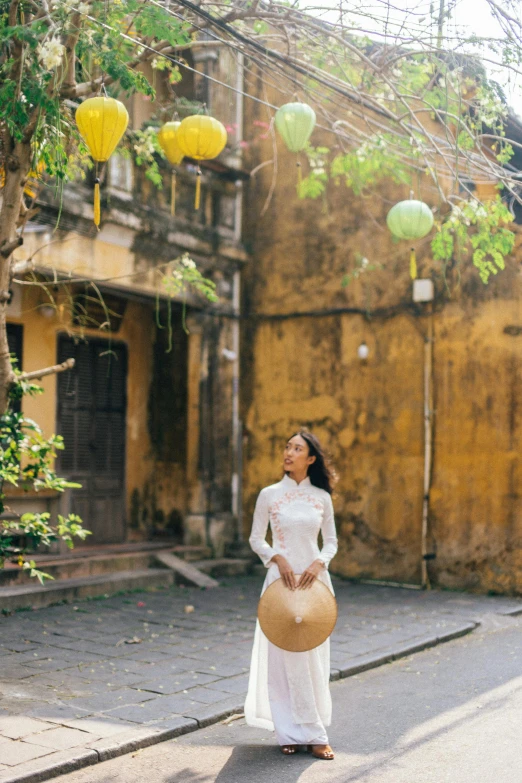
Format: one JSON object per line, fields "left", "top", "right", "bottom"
{"left": 269, "top": 490, "right": 324, "bottom": 555}
{"left": 249, "top": 475, "right": 338, "bottom": 571}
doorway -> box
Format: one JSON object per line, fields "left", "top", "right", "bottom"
{"left": 56, "top": 335, "right": 127, "bottom": 544}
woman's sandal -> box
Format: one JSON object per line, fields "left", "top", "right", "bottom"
{"left": 307, "top": 744, "right": 335, "bottom": 760}
{"left": 281, "top": 745, "right": 299, "bottom": 755}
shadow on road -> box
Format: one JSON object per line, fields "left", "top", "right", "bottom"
{"left": 213, "top": 744, "right": 317, "bottom": 782}
{"left": 163, "top": 769, "right": 214, "bottom": 783}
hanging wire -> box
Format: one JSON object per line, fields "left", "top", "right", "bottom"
{"left": 80, "top": 7, "right": 497, "bottom": 187}
{"left": 71, "top": 1, "right": 521, "bottom": 199}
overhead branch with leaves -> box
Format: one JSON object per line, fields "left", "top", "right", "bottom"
{"left": 1, "top": 0, "right": 522, "bottom": 419}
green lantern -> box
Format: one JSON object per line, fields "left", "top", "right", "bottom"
{"left": 275, "top": 102, "right": 316, "bottom": 186}
{"left": 275, "top": 102, "right": 316, "bottom": 152}
{"left": 386, "top": 198, "right": 434, "bottom": 279}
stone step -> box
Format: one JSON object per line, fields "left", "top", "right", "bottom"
{"left": 0, "top": 552, "right": 157, "bottom": 587}
{"left": 0, "top": 544, "right": 212, "bottom": 587}
{"left": 0, "top": 568, "right": 174, "bottom": 612}
{"left": 192, "top": 558, "right": 253, "bottom": 578}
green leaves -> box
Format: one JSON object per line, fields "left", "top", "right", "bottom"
{"left": 132, "top": 126, "right": 164, "bottom": 187}
{"left": 332, "top": 135, "right": 411, "bottom": 195}
{"left": 134, "top": 4, "right": 191, "bottom": 48}
{"left": 0, "top": 0, "right": 192, "bottom": 199}
{"left": 56, "top": 514, "right": 91, "bottom": 548}
{"left": 163, "top": 254, "right": 219, "bottom": 304}
{"left": 300, "top": 136, "right": 410, "bottom": 200}
{"left": 1, "top": 377, "right": 91, "bottom": 576}
{"left": 162, "top": 253, "right": 218, "bottom": 334}
{"left": 431, "top": 197, "right": 515, "bottom": 284}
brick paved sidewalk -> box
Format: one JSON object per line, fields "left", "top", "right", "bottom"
{"left": 0, "top": 576, "right": 521, "bottom": 783}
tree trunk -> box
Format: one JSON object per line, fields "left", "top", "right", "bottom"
{"left": 0, "top": 139, "right": 31, "bottom": 415}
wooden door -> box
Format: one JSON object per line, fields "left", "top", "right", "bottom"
{"left": 57, "top": 336, "right": 127, "bottom": 543}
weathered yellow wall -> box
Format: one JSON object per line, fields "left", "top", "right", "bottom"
{"left": 430, "top": 297, "right": 522, "bottom": 593}
{"left": 242, "top": 313, "right": 426, "bottom": 584}
{"left": 241, "top": 76, "right": 522, "bottom": 593}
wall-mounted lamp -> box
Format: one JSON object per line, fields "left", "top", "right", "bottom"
{"left": 222, "top": 348, "right": 237, "bottom": 362}
{"left": 357, "top": 342, "right": 369, "bottom": 361}
{"left": 37, "top": 303, "right": 56, "bottom": 319}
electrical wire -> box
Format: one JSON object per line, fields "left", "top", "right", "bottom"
{"left": 81, "top": 7, "right": 498, "bottom": 192}
{"left": 141, "top": 1, "right": 518, "bottom": 188}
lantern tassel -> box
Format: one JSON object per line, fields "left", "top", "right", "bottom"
{"left": 195, "top": 168, "right": 201, "bottom": 210}
{"left": 410, "top": 247, "right": 417, "bottom": 280}
{"left": 94, "top": 178, "right": 101, "bottom": 229}
{"left": 171, "top": 171, "right": 176, "bottom": 217}
{"left": 297, "top": 160, "right": 303, "bottom": 193}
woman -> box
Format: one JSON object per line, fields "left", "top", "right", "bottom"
{"left": 245, "top": 430, "right": 338, "bottom": 760}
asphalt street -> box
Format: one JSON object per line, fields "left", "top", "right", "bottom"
{"left": 52, "top": 611, "right": 522, "bottom": 783}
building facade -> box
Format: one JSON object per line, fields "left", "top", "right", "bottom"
{"left": 7, "top": 48, "right": 247, "bottom": 557}
{"left": 7, "top": 45, "right": 522, "bottom": 595}
{"left": 240, "top": 64, "right": 522, "bottom": 594}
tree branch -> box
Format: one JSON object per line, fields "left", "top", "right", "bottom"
{"left": 1, "top": 236, "right": 23, "bottom": 258}
{"left": 63, "top": 12, "right": 82, "bottom": 92}
{"left": 15, "top": 358, "right": 75, "bottom": 384}
{"left": 10, "top": 258, "right": 34, "bottom": 277}
{"left": 8, "top": 0, "right": 20, "bottom": 26}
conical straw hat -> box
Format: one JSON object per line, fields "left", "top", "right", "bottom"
{"left": 258, "top": 577, "right": 338, "bottom": 652}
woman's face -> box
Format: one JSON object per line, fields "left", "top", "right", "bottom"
{"left": 284, "top": 434, "right": 316, "bottom": 475}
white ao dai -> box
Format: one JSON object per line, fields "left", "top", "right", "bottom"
{"left": 244, "top": 474, "right": 338, "bottom": 745}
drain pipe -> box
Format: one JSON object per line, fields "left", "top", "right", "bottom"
{"left": 231, "top": 269, "right": 241, "bottom": 538}
{"left": 231, "top": 53, "right": 244, "bottom": 542}
{"left": 421, "top": 302, "right": 434, "bottom": 589}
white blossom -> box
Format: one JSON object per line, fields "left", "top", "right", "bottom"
{"left": 180, "top": 254, "right": 196, "bottom": 270}
{"left": 134, "top": 139, "right": 155, "bottom": 159}
{"left": 38, "top": 38, "right": 65, "bottom": 70}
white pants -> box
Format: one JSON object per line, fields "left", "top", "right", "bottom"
{"left": 267, "top": 641, "right": 329, "bottom": 746}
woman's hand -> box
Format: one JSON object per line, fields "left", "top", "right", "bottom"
{"left": 270, "top": 555, "right": 297, "bottom": 590}
{"left": 298, "top": 559, "right": 324, "bottom": 589}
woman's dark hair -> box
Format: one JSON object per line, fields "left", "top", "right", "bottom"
{"left": 287, "top": 429, "right": 337, "bottom": 495}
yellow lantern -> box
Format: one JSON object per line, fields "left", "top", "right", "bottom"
{"left": 176, "top": 115, "right": 227, "bottom": 210}
{"left": 157, "top": 121, "right": 184, "bottom": 217}
{"left": 75, "top": 96, "right": 129, "bottom": 228}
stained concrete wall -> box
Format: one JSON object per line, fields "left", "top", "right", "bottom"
{"left": 240, "top": 71, "right": 522, "bottom": 593}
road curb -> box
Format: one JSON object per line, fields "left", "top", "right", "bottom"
{"left": 0, "top": 621, "right": 478, "bottom": 783}
{"left": 336, "top": 621, "right": 478, "bottom": 678}
{"left": 0, "top": 750, "right": 99, "bottom": 783}
{"left": 501, "top": 606, "right": 522, "bottom": 617}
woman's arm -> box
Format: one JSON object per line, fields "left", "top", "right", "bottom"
{"left": 299, "top": 493, "right": 338, "bottom": 589}
{"left": 318, "top": 493, "right": 338, "bottom": 568}
{"left": 249, "top": 490, "right": 297, "bottom": 589}
{"left": 248, "top": 489, "right": 276, "bottom": 567}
